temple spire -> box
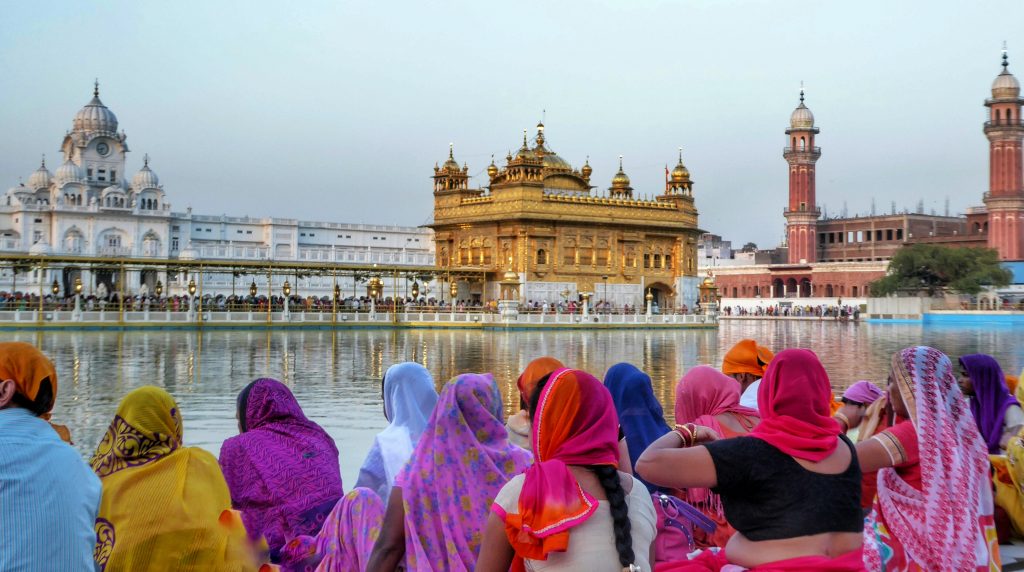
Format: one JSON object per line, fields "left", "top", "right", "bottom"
{"left": 448, "top": 142, "right": 454, "bottom": 159}
{"left": 94, "top": 78, "right": 99, "bottom": 98}
{"left": 1003, "top": 41, "right": 1010, "bottom": 71}
{"left": 799, "top": 80, "right": 805, "bottom": 104}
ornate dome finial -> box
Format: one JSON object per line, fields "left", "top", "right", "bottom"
{"left": 40, "top": 154, "right": 46, "bottom": 169}
{"left": 799, "top": 80, "right": 805, "bottom": 104}
{"left": 143, "top": 153, "right": 149, "bottom": 167}
{"left": 94, "top": 78, "right": 99, "bottom": 98}
{"left": 618, "top": 154, "right": 624, "bottom": 171}
{"left": 449, "top": 142, "right": 454, "bottom": 159}
{"left": 678, "top": 146, "right": 683, "bottom": 163}
{"left": 1004, "top": 41, "right": 1010, "bottom": 71}
{"left": 522, "top": 129, "right": 528, "bottom": 148}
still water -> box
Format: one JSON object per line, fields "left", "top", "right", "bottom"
{"left": 4, "top": 321, "right": 1021, "bottom": 486}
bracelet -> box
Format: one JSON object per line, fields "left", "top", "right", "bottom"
{"left": 673, "top": 423, "right": 696, "bottom": 447}
{"left": 834, "top": 411, "right": 850, "bottom": 430}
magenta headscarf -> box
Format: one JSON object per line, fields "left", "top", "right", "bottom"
{"left": 960, "top": 353, "right": 1018, "bottom": 453}
{"left": 748, "top": 349, "right": 842, "bottom": 462}
{"left": 219, "top": 378, "right": 344, "bottom": 563}
{"left": 843, "top": 380, "right": 885, "bottom": 405}
{"left": 395, "top": 373, "right": 532, "bottom": 571}
{"left": 277, "top": 487, "right": 384, "bottom": 572}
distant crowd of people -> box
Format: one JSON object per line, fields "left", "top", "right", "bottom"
{"left": 1, "top": 337, "right": 1021, "bottom": 570}
{"left": 722, "top": 304, "right": 861, "bottom": 319}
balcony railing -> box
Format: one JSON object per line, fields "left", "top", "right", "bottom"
{"left": 783, "top": 146, "right": 821, "bottom": 157}
{"left": 984, "top": 119, "right": 1024, "bottom": 128}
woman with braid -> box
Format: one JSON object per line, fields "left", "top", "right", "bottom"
{"left": 477, "top": 368, "right": 656, "bottom": 572}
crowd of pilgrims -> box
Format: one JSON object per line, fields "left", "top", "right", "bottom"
{"left": 3, "top": 337, "right": 1024, "bottom": 571}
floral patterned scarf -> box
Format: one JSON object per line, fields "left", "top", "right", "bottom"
{"left": 395, "top": 373, "right": 532, "bottom": 571}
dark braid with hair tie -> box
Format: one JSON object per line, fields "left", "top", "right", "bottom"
{"left": 590, "top": 464, "right": 635, "bottom": 569}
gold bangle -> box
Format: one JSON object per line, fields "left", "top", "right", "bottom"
{"left": 834, "top": 411, "right": 850, "bottom": 430}
{"left": 674, "top": 423, "right": 695, "bottom": 447}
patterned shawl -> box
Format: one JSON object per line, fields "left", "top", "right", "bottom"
{"left": 356, "top": 362, "right": 437, "bottom": 501}
{"left": 395, "top": 373, "right": 532, "bottom": 571}
{"left": 960, "top": 353, "right": 1018, "bottom": 453}
{"left": 504, "top": 368, "right": 620, "bottom": 566}
{"left": 675, "top": 365, "right": 759, "bottom": 505}
{"left": 604, "top": 362, "right": 670, "bottom": 481}
{"left": 219, "top": 379, "right": 343, "bottom": 562}
{"left": 277, "top": 487, "right": 384, "bottom": 572}
{"left": 864, "top": 346, "right": 992, "bottom": 571}
{"left": 749, "top": 349, "right": 841, "bottom": 462}
{"left": 90, "top": 386, "right": 254, "bottom": 571}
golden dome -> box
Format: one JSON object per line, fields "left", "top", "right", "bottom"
{"left": 442, "top": 143, "right": 460, "bottom": 171}
{"left": 487, "top": 155, "right": 499, "bottom": 179}
{"left": 610, "top": 156, "right": 630, "bottom": 187}
{"left": 581, "top": 157, "right": 592, "bottom": 178}
{"left": 671, "top": 148, "right": 690, "bottom": 182}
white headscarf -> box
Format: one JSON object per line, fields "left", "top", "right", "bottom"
{"left": 356, "top": 362, "right": 438, "bottom": 500}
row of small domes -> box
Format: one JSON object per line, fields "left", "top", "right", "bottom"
{"left": 21, "top": 157, "right": 159, "bottom": 191}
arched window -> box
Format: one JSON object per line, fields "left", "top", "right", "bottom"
{"left": 1009, "top": 109, "right": 1015, "bottom": 122}
{"left": 536, "top": 249, "right": 548, "bottom": 265}
{"left": 996, "top": 109, "right": 1002, "bottom": 122}
{"left": 799, "top": 137, "right": 806, "bottom": 150}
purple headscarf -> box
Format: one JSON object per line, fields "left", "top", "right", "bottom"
{"left": 959, "top": 354, "right": 1018, "bottom": 453}
{"left": 219, "top": 378, "right": 344, "bottom": 564}
{"left": 843, "top": 380, "right": 885, "bottom": 405}
{"left": 395, "top": 373, "right": 532, "bottom": 571}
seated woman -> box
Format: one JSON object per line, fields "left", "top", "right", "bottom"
{"left": 958, "top": 353, "right": 1023, "bottom": 453}
{"left": 277, "top": 487, "right": 384, "bottom": 572}
{"left": 91, "top": 386, "right": 257, "bottom": 571}
{"left": 506, "top": 356, "right": 564, "bottom": 448}
{"left": 365, "top": 373, "right": 533, "bottom": 571}
{"left": 219, "top": 379, "right": 343, "bottom": 565}
{"left": 637, "top": 349, "right": 864, "bottom": 571}
{"left": 477, "top": 368, "right": 657, "bottom": 572}
{"left": 355, "top": 362, "right": 438, "bottom": 501}
{"left": 834, "top": 380, "right": 890, "bottom": 513}
{"left": 855, "top": 346, "right": 999, "bottom": 570}
{"left": 604, "top": 362, "right": 670, "bottom": 490}
{"left": 673, "top": 365, "right": 760, "bottom": 549}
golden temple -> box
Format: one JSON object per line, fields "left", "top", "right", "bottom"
{"left": 429, "top": 123, "right": 702, "bottom": 310}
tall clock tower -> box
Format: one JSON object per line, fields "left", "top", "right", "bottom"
{"left": 60, "top": 81, "right": 129, "bottom": 194}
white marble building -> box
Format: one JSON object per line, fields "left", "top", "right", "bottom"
{"left": 1, "top": 83, "right": 434, "bottom": 299}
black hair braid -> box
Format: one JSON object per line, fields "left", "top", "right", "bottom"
{"left": 591, "top": 464, "right": 634, "bottom": 569}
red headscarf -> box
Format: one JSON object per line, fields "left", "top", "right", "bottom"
{"left": 502, "top": 368, "right": 619, "bottom": 566}
{"left": 748, "top": 349, "right": 840, "bottom": 462}
{"left": 517, "top": 357, "right": 565, "bottom": 407}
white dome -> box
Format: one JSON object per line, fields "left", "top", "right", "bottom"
{"left": 790, "top": 103, "right": 815, "bottom": 129}
{"left": 72, "top": 83, "right": 118, "bottom": 134}
{"left": 54, "top": 160, "right": 84, "bottom": 185}
{"left": 28, "top": 241, "right": 51, "bottom": 256}
{"left": 131, "top": 158, "right": 159, "bottom": 190}
{"left": 27, "top": 160, "right": 52, "bottom": 190}
{"left": 993, "top": 70, "right": 1021, "bottom": 99}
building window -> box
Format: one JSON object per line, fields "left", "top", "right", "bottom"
{"left": 172, "top": 237, "right": 179, "bottom": 251}
{"left": 665, "top": 254, "right": 672, "bottom": 269}
{"left": 643, "top": 253, "right": 651, "bottom": 268}
{"left": 246, "top": 231, "right": 252, "bottom": 234}
{"left": 87, "top": 168, "right": 93, "bottom": 178}
{"left": 875, "top": 230, "right": 883, "bottom": 241}
{"left": 536, "top": 249, "right": 548, "bottom": 265}
{"left": 896, "top": 229, "right": 904, "bottom": 240}
{"left": 237, "top": 230, "right": 243, "bottom": 234}
{"left": 111, "top": 169, "right": 116, "bottom": 182}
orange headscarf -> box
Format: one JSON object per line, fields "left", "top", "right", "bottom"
{"left": 516, "top": 357, "right": 565, "bottom": 407}
{"left": 721, "top": 339, "right": 774, "bottom": 378}
{"left": 0, "top": 342, "right": 70, "bottom": 442}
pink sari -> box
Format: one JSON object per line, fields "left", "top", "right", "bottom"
{"left": 864, "top": 346, "right": 999, "bottom": 571}
{"left": 395, "top": 373, "right": 532, "bottom": 571}
{"left": 277, "top": 488, "right": 384, "bottom": 572}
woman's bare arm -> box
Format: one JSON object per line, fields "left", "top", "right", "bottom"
{"left": 365, "top": 487, "right": 407, "bottom": 571}
{"left": 475, "top": 512, "right": 515, "bottom": 572}
{"left": 635, "top": 427, "right": 718, "bottom": 489}
{"left": 854, "top": 438, "right": 895, "bottom": 473}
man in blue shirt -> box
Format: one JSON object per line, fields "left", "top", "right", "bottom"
{"left": 0, "top": 342, "right": 100, "bottom": 571}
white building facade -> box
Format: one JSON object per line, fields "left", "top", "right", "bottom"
{"left": 2, "top": 84, "right": 434, "bottom": 299}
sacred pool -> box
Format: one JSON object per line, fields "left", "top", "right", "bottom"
{"left": 5, "top": 321, "right": 1019, "bottom": 486}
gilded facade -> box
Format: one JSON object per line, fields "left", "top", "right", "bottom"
{"left": 428, "top": 124, "right": 702, "bottom": 309}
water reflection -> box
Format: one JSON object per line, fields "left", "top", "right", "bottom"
{"left": 3, "top": 321, "right": 1020, "bottom": 486}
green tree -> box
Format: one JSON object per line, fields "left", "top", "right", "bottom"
{"left": 869, "top": 244, "right": 1012, "bottom": 296}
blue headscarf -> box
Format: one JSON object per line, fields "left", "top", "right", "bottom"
{"left": 603, "top": 362, "right": 670, "bottom": 491}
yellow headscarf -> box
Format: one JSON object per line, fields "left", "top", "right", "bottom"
{"left": 90, "top": 386, "right": 258, "bottom": 571}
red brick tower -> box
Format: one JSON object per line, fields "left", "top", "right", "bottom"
{"left": 984, "top": 48, "right": 1024, "bottom": 260}
{"left": 784, "top": 88, "right": 821, "bottom": 264}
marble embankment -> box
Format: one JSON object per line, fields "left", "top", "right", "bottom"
{"left": 0, "top": 309, "right": 718, "bottom": 331}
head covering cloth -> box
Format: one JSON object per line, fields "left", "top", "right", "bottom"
{"left": 843, "top": 380, "right": 885, "bottom": 405}
{"left": 721, "top": 339, "right": 774, "bottom": 378}
{"left": 277, "top": 487, "right": 384, "bottom": 572}
{"left": 219, "top": 378, "right": 343, "bottom": 559}
{"left": 517, "top": 357, "right": 564, "bottom": 407}
{"left": 503, "top": 368, "right": 619, "bottom": 566}
{"left": 395, "top": 373, "right": 532, "bottom": 571}
{"left": 748, "top": 349, "right": 841, "bottom": 462}
{"left": 959, "top": 353, "right": 1018, "bottom": 453}
{"left": 90, "top": 386, "right": 252, "bottom": 571}
{"left": 0, "top": 341, "right": 70, "bottom": 441}
{"left": 864, "top": 347, "right": 992, "bottom": 571}
{"left": 603, "top": 362, "right": 670, "bottom": 482}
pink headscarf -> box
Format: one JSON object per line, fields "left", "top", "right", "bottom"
{"left": 675, "top": 365, "right": 759, "bottom": 507}
{"left": 748, "top": 349, "right": 841, "bottom": 462}
{"left": 395, "top": 373, "right": 532, "bottom": 571}
{"left": 864, "top": 346, "right": 992, "bottom": 571}
{"left": 675, "top": 365, "right": 759, "bottom": 437}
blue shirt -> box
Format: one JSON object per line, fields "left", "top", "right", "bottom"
{"left": 0, "top": 407, "right": 101, "bottom": 571}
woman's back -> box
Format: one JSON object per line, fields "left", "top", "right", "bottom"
{"left": 493, "top": 471, "right": 656, "bottom": 571}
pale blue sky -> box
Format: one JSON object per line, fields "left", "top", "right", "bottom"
{"left": 1, "top": 1, "right": 1021, "bottom": 247}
